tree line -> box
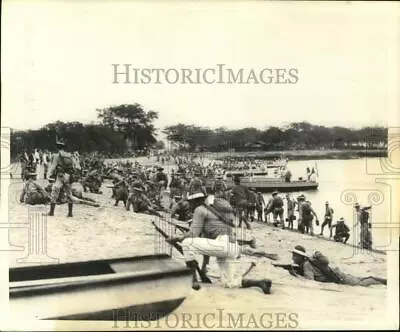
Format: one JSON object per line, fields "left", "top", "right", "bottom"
{"left": 163, "top": 122, "right": 387, "bottom": 152}
{"left": 10, "top": 103, "right": 387, "bottom": 158}
{"left": 11, "top": 104, "right": 162, "bottom": 159}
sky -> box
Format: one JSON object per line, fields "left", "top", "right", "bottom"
{"left": 2, "top": 0, "right": 399, "bottom": 137}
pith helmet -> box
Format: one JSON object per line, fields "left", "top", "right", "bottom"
{"left": 56, "top": 137, "right": 66, "bottom": 147}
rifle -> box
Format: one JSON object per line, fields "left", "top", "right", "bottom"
{"left": 241, "top": 248, "right": 279, "bottom": 261}
{"left": 272, "top": 263, "right": 300, "bottom": 276}
{"left": 152, "top": 221, "right": 212, "bottom": 284}
{"left": 160, "top": 217, "right": 190, "bottom": 233}
{"left": 162, "top": 214, "right": 257, "bottom": 248}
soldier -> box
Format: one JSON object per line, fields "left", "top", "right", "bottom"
{"left": 188, "top": 172, "right": 207, "bottom": 195}
{"left": 298, "top": 199, "right": 319, "bottom": 235}
{"left": 42, "top": 150, "right": 49, "bottom": 179}
{"left": 170, "top": 195, "right": 192, "bottom": 221}
{"left": 110, "top": 167, "right": 125, "bottom": 198}
{"left": 126, "top": 184, "right": 162, "bottom": 217}
{"left": 20, "top": 172, "right": 50, "bottom": 205}
{"left": 354, "top": 203, "right": 372, "bottom": 249}
{"left": 213, "top": 176, "right": 227, "bottom": 199}
{"left": 331, "top": 217, "right": 350, "bottom": 244}
{"left": 155, "top": 167, "right": 168, "bottom": 190}
{"left": 169, "top": 171, "right": 181, "bottom": 208}
{"left": 46, "top": 138, "right": 81, "bottom": 217}
{"left": 19, "top": 151, "right": 29, "bottom": 180}
{"left": 247, "top": 188, "right": 257, "bottom": 222}
{"left": 82, "top": 168, "right": 103, "bottom": 194}
{"left": 231, "top": 176, "right": 251, "bottom": 229}
{"left": 320, "top": 201, "right": 334, "bottom": 237}
{"left": 279, "top": 245, "right": 386, "bottom": 287}
{"left": 266, "top": 191, "right": 285, "bottom": 228}
{"left": 255, "top": 191, "right": 265, "bottom": 222}
{"left": 286, "top": 193, "right": 297, "bottom": 230}
{"left": 169, "top": 189, "right": 272, "bottom": 293}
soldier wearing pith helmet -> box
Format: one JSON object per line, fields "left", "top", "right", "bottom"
{"left": 47, "top": 137, "right": 81, "bottom": 217}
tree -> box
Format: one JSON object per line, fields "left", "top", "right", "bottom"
{"left": 97, "top": 103, "right": 158, "bottom": 150}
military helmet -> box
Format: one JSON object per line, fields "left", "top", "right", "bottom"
{"left": 56, "top": 136, "right": 66, "bottom": 147}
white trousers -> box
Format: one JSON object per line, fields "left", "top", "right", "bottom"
{"left": 181, "top": 235, "right": 242, "bottom": 288}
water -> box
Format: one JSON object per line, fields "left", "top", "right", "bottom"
{"left": 264, "top": 158, "right": 392, "bottom": 250}
{"left": 163, "top": 156, "right": 393, "bottom": 250}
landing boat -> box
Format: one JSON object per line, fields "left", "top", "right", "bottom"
{"left": 9, "top": 254, "right": 192, "bottom": 320}
{"left": 223, "top": 171, "right": 319, "bottom": 192}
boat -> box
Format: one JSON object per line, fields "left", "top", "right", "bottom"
{"left": 9, "top": 253, "right": 192, "bottom": 321}
{"left": 223, "top": 173, "right": 318, "bottom": 192}
{"left": 222, "top": 162, "right": 318, "bottom": 192}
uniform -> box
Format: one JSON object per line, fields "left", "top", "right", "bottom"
{"left": 47, "top": 143, "right": 81, "bottom": 217}
{"left": 247, "top": 190, "right": 257, "bottom": 221}
{"left": 213, "top": 179, "right": 227, "bottom": 199}
{"left": 320, "top": 205, "right": 334, "bottom": 236}
{"left": 42, "top": 152, "right": 49, "bottom": 179}
{"left": 255, "top": 193, "right": 265, "bottom": 222}
{"left": 286, "top": 197, "right": 296, "bottom": 229}
{"left": 332, "top": 221, "right": 350, "bottom": 243}
{"left": 178, "top": 198, "right": 272, "bottom": 293}
{"left": 268, "top": 194, "right": 284, "bottom": 227}
{"left": 357, "top": 208, "right": 372, "bottom": 249}
{"left": 298, "top": 201, "right": 318, "bottom": 235}
{"left": 20, "top": 176, "right": 49, "bottom": 205}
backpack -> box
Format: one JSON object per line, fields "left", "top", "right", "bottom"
{"left": 302, "top": 202, "right": 312, "bottom": 215}
{"left": 272, "top": 196, "right": 283, "bottom": 208}
{"left": 309, "top": 251, "right": 343, "bottom": 284}
{"left": 203, "top": 199, "right": 236, "bottom": 228}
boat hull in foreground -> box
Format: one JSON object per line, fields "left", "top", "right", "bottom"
{"left": 9, "top": 254, "right": 192, "bottom": 321}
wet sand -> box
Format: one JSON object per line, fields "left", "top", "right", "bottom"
{"left": 6, "top": 163, "right": 389, "bottom": 329}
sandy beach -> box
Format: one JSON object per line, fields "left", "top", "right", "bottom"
{"left": 6, "top": 168, "right": 389, "bottom": 329}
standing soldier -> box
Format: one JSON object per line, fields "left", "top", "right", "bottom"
{"left": 285, "top": 193, "right": 297, "bottom": 230}
{"left": 298, "top": 198, "right": 319, "bottom": 235}
{"left": 247, "top": 188, "right": 257, "bottom": 222}
{"left": 320, "top": 201, "right": 334, "bottom": 237}
{"left": 354, "top": 203, "right": 372, "bottom": 249}
{"left": 266, "top": 191, "right": 284, "bottom": 228}
{"left": 231, "top": 177, "right": 251, "bottom": 229}
{"left": 47, "top": 138, "right": 81, "bottom": 217}
{"left": 213, "top": 175, "right": 227, "bottom": 199}
{"left": 255, "top": 191, "right": 265, "bottom": 222}
{"left": 19, "top": 151, "right": 28, "bottom": 180}
{"left": 155, "top": 167, "right": 168, "bottom": 200}
{"left": 42, "top": 150, "right": 49, "bottom": 179}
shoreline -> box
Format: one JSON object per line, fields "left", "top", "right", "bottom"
{"left": 10, "top": 148, "right": 387, "bottom": 163}
{"left": 203, "top": 149, "right": 387, "bottom": 160}
{"left": 7, "top": 176, "right": 388, "bottom": 327}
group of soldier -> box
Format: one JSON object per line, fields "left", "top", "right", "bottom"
{"left": 17, "top": 140, "right": 373, "bottom": 251}
{"left": 162, "top": 171, "right": 382, "bottom": 292}
{"left": 19, "top": 139, "right": 102, "bottom": 216}
{"left": 166, "top": 173, "right": 373, "bottom": 250}
{"left": 16, "top": 142, "right": 382, "bottom": 295}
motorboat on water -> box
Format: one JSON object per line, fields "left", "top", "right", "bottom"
{"left": 221, "top": 159, "right": 318, "bottom": 192}
{"left": 223, "top": 172, "right": 318, "bottom": 192}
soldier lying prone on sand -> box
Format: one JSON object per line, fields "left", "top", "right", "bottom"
{"left": 273, "top": 245, "right": 386, "bottom": 287}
